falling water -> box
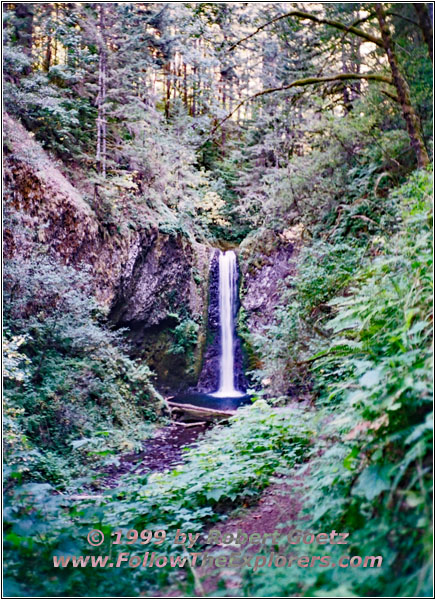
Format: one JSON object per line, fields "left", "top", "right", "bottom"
{"left": 212, "top": 250, "right": 244, "bottom": 398}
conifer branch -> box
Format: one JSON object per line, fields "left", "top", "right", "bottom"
{"left": 207, "top": 73, "right": 393, "bottom": 140}
{"left": 229, "top": 10, "right": 384, "bottom": 51}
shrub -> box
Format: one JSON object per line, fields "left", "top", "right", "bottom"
{"left": 3, "top": 255, "right": 165, "bottom": 490}
{"left": 240, "top": 169, "right": 433, "bottom": 598}
{"left": 4, "top": 401, "right": 312, "bottom": 597}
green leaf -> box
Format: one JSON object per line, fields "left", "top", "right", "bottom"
{"left": 405, "top": 492, "right": 424, "bottom": 508}
{"left": 353, "top": 465, "right": 391, "bottom": 500}
{"left": 343, "top": 446, "right": 359, "bottom": 471}
{"left": 359, "top": 369, "right": 381, "bottom": 388}
{"left": 71, "top": 438, "right": 91, "bottom": 449}
{"left": 205, "top": 488, "right": 225, "bottom": 502}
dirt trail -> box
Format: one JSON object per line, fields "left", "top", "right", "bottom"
{"left": 191, "top": 473, "right": 306, "bottom": 596}
{"left": 99, "top": 422, "right": 209, "bottom": 488}
{"left": 93, "top": 409, "right": 308, "bottom": 597}
{"left": 92, "top": 415, "right": 309, "bottom": 597}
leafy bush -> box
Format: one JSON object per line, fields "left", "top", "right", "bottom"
{"left": 3, "top": 46, "right": 89, "bottom": 159}
{"left": 240, "top": 169, "right": 433, "bottom": 598}
{"left": 4, "top": 255, "right": 165, "bottom": 490}
{"left": 4, "top": 401, "right": 312, "bottom": 597}
{"left": 170, "top": 318, "right": 200, "bottom": 357}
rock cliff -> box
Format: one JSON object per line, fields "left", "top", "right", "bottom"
{"left": 238, "top": 227, "right": 303, "bottom": 395}
{"left": 3, "top": 113, "right": 211, "bottom": 394}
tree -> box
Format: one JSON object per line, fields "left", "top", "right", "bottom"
{"left": 413, "top": 3, "right": 433, "bottom": 63}
{"left": 96, "top": 4, "right": 107, "bottom": 178}
{"left": 375, "top": 3, "right": 429, "bottom": 168}
{"left": 216, "top": 4, "right": 430, "bottom": 168}
{"left": 13, "top": 3, "right": 34, "bottom": 63}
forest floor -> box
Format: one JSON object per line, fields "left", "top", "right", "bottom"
{"left": 154, "top": 469, "right": 307, "bottom": 597}
{"left": 95, "top": 408, "right": 309, "bottom": 597}
{"left": 99, "top": 422, "right": 209, "bottom": 488}
{"left": 195, "top": 474, "right": 307, "bottom": 597}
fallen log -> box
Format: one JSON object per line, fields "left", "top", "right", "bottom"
{"left": 168, "top": 401, "right": 236, "bottom": 423}
{"left": 173, "top": 421, "right": 208, "bottom": 428}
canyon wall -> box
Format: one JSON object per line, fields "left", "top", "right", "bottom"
{"left": 3, "top": 113, "right": 211, "bottom": 395}
{"left": 238, "top": 227, "right": 303, "bottom": 397}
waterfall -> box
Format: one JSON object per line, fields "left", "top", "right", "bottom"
{"left": 212, "top": 250, "right": 244, "bottom": 398}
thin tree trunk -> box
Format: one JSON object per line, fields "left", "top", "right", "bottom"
{"left": 375, "top": 3, "right": 429, "bottom": 168}
{"left": 351, "top": 35, "right": 361, "bottom": 99}
{"left": 413, "top": 3, "right": 433, "bottom": 63}
{"left": 192, "top": 65, "right": 197, "bottom": 118}
{"left": 164, "top": 62, "right": 171, "bottom": 118}
{"left": 42, "top": 2, "right": 54, "bottom": 71}
{"left": 54, "top": 4, "right": 59, "bottom": 64}
{"left": 102, "top": 45, "right": 107, "bottom": 179}
{"left": 183, "top": 62, "right": 188, "bottom": 108}
{"left": 96, "top": 4, "right": 107, "bottom": 178}
{"left": 341, "top": 41, "right": 352, "bottom": 112}
{"left": 44, "top": 34, "right": 52, "bottom": 72}
{"left": 221, "top": 74, "right": 227, "bottom": 146}
{"left": 14, "top": 3, "right": 34, "bottom": 74}
{"left": 173, "top": 55, "right": 178, "bottom": 100}
{"left": 198, "top": 47, "right": 202, "bottom": 116}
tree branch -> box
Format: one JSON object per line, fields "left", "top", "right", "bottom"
{"left": 350, "top": 13, "right": 377, "bottom": 28}
{"left": 381, "top": 88, "right": 400, "bottom": 103}
{"left": 229, "top": 10, "right": 384, "bottom": 51}
{"left": 207, "top": 73, "right": 393, "bottom": 139}
{"left": 388, "top": 11, "right": 419, "bottom": 27}
{"left": 354, "top": 11, "right": 420, "bottom": 28}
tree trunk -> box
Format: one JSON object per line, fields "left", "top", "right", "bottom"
{"left": 350, "top": 21, "right": 362, "bottom": 100}
{"left": 413, "top": 3, "right": 433, "bottom": 63}
{"left": 54, "top": 4, "right": 59, "bottom": 65}
{"left": 192, "top": 64, "right": 197, "bottom": 118}
{"left": 14, "top": 3, "right": 34, "bottom": 74}
{"left": 183, "top": 62, "right": 188, "bottom": 108}
{"left": 375, "top": 3, "right": 429, "bottom": 168}
{"left": 96, "top": 5, "right": 107, "bottom": 178}
{"left": 44, "top": 5, "right": 52, "bottom": 73}
{"left": 341, "top": 41, "right": 352, "bottom": 112}
{"left": 164, "top": 62, "right": 171, "bottom": 119}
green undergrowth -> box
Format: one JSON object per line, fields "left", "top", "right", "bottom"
{"left": 3, "top": 255, "right": 166, "bottom": 492}
{"left": 4, "top": 401, "right": 312, "bottom": 597}
{"left": 238, "top": 168, "right": 433, "bottom": 597}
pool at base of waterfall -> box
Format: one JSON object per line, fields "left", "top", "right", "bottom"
{"left": 210, "top": 389, "right": 245, "bottom": 398}
{"left": 170, "top": 392, "right": 252, "bottom": 412}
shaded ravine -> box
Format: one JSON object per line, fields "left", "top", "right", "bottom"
{"left": 98, "top": 248, "right": 251, "bottom": 488}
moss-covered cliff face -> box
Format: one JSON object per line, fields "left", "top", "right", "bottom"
{"left": 109, "top": 234, "right": 211, "bottom": 393}
{"left": 237, "top": 227, "right": 303, "bottom": 395}
{"left": 3, "top": 113, "right": 211, "bottom": 395}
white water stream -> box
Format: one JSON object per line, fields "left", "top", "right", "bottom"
{"left": 212, "top": 250, "right": 244, "bottom": 398}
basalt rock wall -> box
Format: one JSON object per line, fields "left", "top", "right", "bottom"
{"left": 238, "top": 227, "right": 303, "bottom": 397}
{"left": 3, "top": 113, "right": 211, "bottom": 395}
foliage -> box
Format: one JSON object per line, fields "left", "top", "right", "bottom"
{"left": 170, "top": 318, "right": 200, "bottom": 358}
{"left": 4, "top": 401, "right": 312, "bottom": 597}
{"left": 2, "top": 2, "right": 433, "bottom": 598}
{"left": 3, "top": 255, "right": 164, "bottom": 491}
{"left": 245, "top": 239, "right": 366, "bottom": 396}
{"left": 239, "top": 169, "right": 433, "bottom": 598}
{"left": 3, "top": 47, "right": 84, "bottom": 158}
